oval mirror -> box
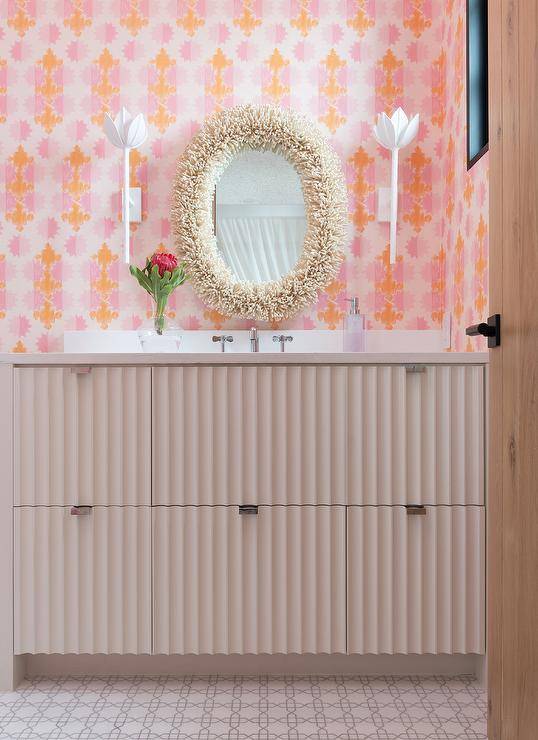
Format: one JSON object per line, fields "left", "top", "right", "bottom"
{"left": 171, "top": 105, "right": 347, "bottom": 322}
{"left": 215, "top": 150, "right": 306, "bottom": 284}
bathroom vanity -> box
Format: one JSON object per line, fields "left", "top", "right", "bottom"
{"left": 0, "top": 352, "right": 487, "bottom": 688}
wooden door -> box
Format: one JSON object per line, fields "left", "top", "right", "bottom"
{"left": 488, "top": 2, "right": 538, "bottom": 737}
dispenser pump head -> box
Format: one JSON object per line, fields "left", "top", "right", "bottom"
{"left": 347, "top": 297, "right": 360, "bottom": 315}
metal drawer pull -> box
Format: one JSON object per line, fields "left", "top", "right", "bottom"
{"left": 405, "top": 364, "right": 426, "bottom": 373}
{"left": 70, "top": 506, "right": 92, "bottom": 516}
{"left": 70, "top": 367, "right": 91, "bottom": 374}
{"left": 406, "top": 505, "right": 427, "bottom": 516}
{"left": 238, "top": 505, "right": 258, "bottom": 515}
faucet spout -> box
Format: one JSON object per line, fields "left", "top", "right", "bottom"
{"left": 249, "top": 327, "right": 259, "bottom": 353}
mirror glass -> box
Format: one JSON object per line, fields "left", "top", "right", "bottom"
{"left": 215, "top": 150, "right": 306, "bottom": 283}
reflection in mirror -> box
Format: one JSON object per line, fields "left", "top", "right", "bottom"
{"left": 215, "top": 150, "right": 306, "bottom": 283}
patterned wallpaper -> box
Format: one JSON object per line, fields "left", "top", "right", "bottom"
{"left": 0, "top": 0, "right": 487, "bottom": 352}
{"left": 442, "top": 0, "right": 489, "bottom": 352}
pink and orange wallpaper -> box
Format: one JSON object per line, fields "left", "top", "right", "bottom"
{"left": 0, "top": 0, "right": 487, "bottom": 352}
{"left": 442, "top": 0, "right": 489, "bottom": 352}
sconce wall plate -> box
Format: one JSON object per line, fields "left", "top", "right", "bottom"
{"left": 121, "top": 187, "right": 142, "bottom": 223}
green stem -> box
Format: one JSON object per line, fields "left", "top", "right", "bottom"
{"left": 154, "top": 293, "right": 167, "bottom": 336}
{"left": 154, "top": 313, "right": 165, "bottom": 336}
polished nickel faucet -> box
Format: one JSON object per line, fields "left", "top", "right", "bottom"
{"left": 272, "top": 334, "right": 294, "bottom": 352}
{"left": 249, "top": 327, "right": 259, "bottom": 353}
{"left": 212, "top": 335, "right": 233, "bottom": 352}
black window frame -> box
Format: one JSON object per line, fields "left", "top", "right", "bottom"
{"left": 466, "top": 0, "right": 489, "bottom": 169}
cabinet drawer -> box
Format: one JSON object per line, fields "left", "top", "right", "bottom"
{"left": 14, "top": 506, "right": 151, "bottom": 654}
{"left": 347, "top": 505, "right": 485, "bottom": 654}
{"left": 153, "top": 366, "right": 347, "bottom": 505}
{"left": 153, "top": 505, "right": 346, "bottom": 654}
{"left": 15, "top": 367, "right": 151, "bottom": 506}
{"left": 348, "top": 365, "right": 485, "bottom": 505}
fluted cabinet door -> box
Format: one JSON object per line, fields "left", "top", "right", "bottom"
{"left": 347, "top": 506, "right": 485, "bottom": 655}
{"left": 347, "top": 365, "right": 407, "bottom": 505}
{"left": 153, "top": 366, "right": 347, "bottom": 505}
{"left": 348, "top": 365, "right": 485, "bottom": 504}
{"left": 153, "top": 505, "right": 346, "bottom": 654}
{"left": 14, "top": 507, "right": 151, "bottom": 655}
{"left": 14, "top": 367, "right": 151, "bottom": 506}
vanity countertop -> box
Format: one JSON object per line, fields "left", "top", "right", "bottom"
{"left": 0, "top": 352, "right": 489, "bottom": 366}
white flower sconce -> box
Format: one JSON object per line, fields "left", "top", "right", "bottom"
{"left": 103, "top": 107, "right": 148, "bottom": 264}
{"left": 373, "top": 108, "right": 419, "bottom": 263}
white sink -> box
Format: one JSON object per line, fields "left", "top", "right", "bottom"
{"left": 63, "top": 329, "right": 445, "bottom": 354}
{"left": 64, "top": 331, "right": 144, "bottom": 353}
{"left": 63, "top": 329, "right": 342, "bottom": 354}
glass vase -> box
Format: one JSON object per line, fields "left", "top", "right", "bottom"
{"left": 153, "top": 312, "right": 166, "bottom": 336}
{"left": 138, "top": 311, "right": 181, "bottom": 352}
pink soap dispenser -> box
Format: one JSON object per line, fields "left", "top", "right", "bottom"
{"left": 343, "top": 297, "right": 366, "bottom": 352}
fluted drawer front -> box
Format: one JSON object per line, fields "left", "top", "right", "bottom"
{"left": 153, "top": 366, "right": 347, "bottom": 505}
{"left": 14, "top": 367, "right": 151, "bottom": 506}
{"left": 348, "top": 365, "right": 485, "bottom": 504}
{"left": 14, "top": 506, "right": 151, "bottom": 655}
{"left": 153, "top": 505, "right": 346, "bottom": 655}
{"left": 347, "top": 506, "right": 485, "bottom": 655}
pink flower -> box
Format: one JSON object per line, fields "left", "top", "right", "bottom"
{"left": 150, "top": 252, "right": 178, "bottom": 276}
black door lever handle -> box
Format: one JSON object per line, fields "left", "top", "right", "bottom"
{"left": 466, "top": 314, "right": 501, "bottom": 347}
{"left": 466, "top": 322, "right": 495, "bottom": 337}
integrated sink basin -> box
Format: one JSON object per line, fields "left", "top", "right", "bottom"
{"left": 63, "top": 329, "right": 447, "bottom": 354}
{"left": 63, "top": 330, "right": 343, "bottom": 354}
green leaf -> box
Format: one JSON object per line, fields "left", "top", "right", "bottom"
{"left": 150, "top": 265, "right": 162, "bottom": 304}
{"left": 169, "top": 264, "right": 187, "bottom": 289}
{"left": 150, "top": 264, "right": 161, "bottom": 291}
{"left": 129, "top": 265, "right": 154, "bottom": 297}
{"left": 142, "top": 259, "right": 155, "bottom": 281}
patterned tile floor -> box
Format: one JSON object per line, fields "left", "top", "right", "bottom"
{"left": 0, "top": 675, "right": 487, "bottom": 740}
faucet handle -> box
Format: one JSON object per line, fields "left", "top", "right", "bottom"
{"left": 212, "top": 334, "right": 233, "bottom": 352}
{"left": 272, "top": 334, "right": 294, "bottom": 352}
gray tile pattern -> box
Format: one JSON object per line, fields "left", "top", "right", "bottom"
{"left": 0, "top": 675, "right": 486, "bottom": 739}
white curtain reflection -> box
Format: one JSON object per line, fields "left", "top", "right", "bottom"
{"left": 217, "top": 204, "right": 306, "bottom": 283}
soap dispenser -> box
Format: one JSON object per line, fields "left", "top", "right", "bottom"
{"left": 343, "top": 297, "right": 366, "bottom": 352}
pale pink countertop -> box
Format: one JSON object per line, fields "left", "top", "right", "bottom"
{"left": 0, "top": 352, "right": 489, "bottom": 366}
